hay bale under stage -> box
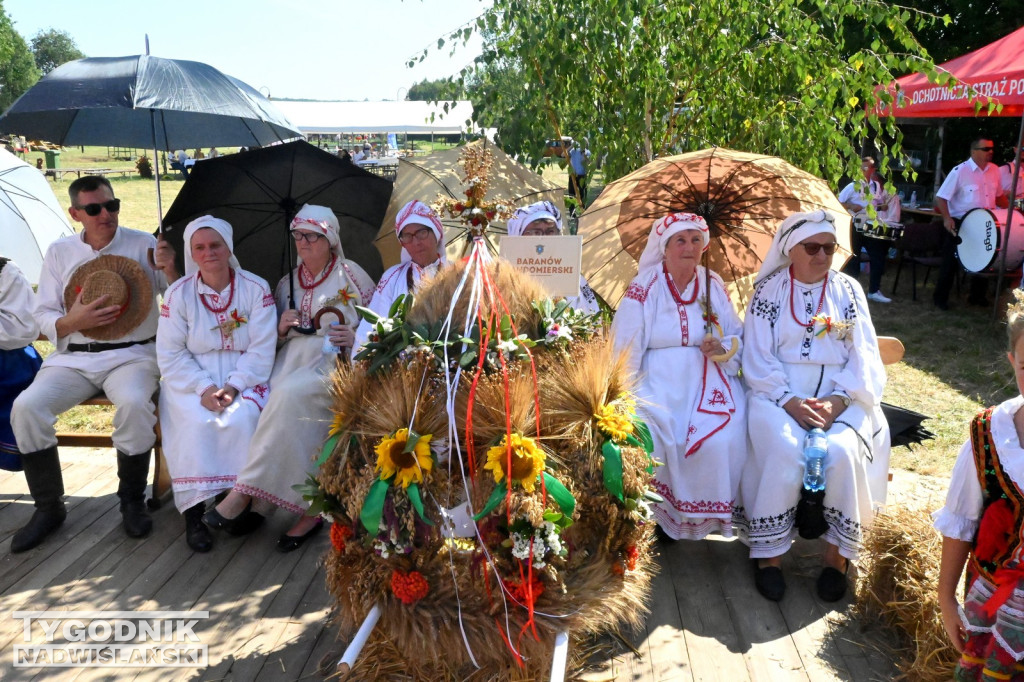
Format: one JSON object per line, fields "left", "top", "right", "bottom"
{"left": 317, "top": 260, "right": 656, "bottom": 680}
{"left": 854, "top": 506, "right": 959, "bottom": 682}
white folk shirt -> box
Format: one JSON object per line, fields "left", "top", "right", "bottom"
{"left": 837, "top": 178, "right": 888, "bottom": 212}
{"left": 1000, "top": 163, "right": 1024, "bottom": 198}
{"left": 0, "top": 261, "right": 39, "bottom": 349}
{"left": 936, "top": 158, "right": 1003, "bottom": 219}
{"left": 34, "top": 226, "right": 166, "bottom": 373}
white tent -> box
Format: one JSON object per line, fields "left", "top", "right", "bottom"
{"left": 272, "top": 100, "right": 474, "bottom": 135}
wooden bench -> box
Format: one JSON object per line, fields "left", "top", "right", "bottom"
{"left": 49, "top": 167, "right": 136, "bottom": 181}
{"left": 54, "top": 393, "right": 171, "bottom": 509}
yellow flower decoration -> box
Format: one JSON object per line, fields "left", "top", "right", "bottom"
{"left": 374, "top": 428, "right": 433, "bottom": 489}
{"left": 595, "top": 403, "right": 635, "bottom": 444}
{"left": 484, "top": 433, "right": 545, "bottom": 493}
{"left": 328, "top": 411, "right": 345, "bottom": 438}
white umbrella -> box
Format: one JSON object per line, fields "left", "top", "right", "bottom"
{"left": 0, "top": 149, "right": 74, "bottom": 284}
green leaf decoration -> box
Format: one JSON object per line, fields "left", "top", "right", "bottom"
{"left": 473, "top": 481, "right": 508, "bottom": 520}
{"left": 316, "top": 432, "right": 342, "bottom": 467}
{"left": 541, "top": 472, "right": 575, "bottom": 516}
{"left": 360, "top": 478, "right": 391, "bottom": 535}
{"left": 601, "top": 439, "right": 625, "bottom": 502}
{"left": 407, "top": 483, "right": 433, "bottom": 526}
{"left": 403, "top": 429, "right": 422, "bottom": 454}
{"left": 633, "top": 419, "right": 654, "bottom": 454}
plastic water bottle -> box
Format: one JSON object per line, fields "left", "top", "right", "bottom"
{"left": 802, "top": 428, "right": 828, "bottom": 492}
{"left": 909, "top": 191, "right": 917, "bottom": 208}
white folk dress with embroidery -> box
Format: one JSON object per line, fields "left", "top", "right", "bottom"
{"left": 611, "top": 266, "right": 746, "bottom": 540}
{"left": 738, "top": 268, "right": 890, "bottom": 561}
{"left": 233, "top": 257, "right": 375, "bottom": 514}
{"left": 157, "top": 269, "right": 277, "bottom": 512}
{"left": 354, "top": 258, "right": 442, "bottom": 350}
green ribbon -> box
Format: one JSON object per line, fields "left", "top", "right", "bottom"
{"left": 601, "top": 439, "right": 625, "bottom": 502}
{"left": 316, "top": 432, "right": 342, "bottom": 466}
{"left": 360, "top": 477, "right": 390, "bottom": 535}
{"left": 631, "top": 419, "right": 655, "bottom": 473}
{"left": 407, "top": 483, "right": 433, "bottom": 526}
{"left": 541, "top": 472, "right": 575, "bottom": 516}
{"left": 473, "top": 481, "right": 508, "bottom": 521}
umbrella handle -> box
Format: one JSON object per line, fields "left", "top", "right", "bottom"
{"left": 314, "top": 306, "right": 350, "bottom": 362}
{"left": 705, "top": 333, "right": 739, "bottom": 364}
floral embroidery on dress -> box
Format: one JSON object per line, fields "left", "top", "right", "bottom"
{"left": 212, "top": 308, "right": 248, "bottom": 337}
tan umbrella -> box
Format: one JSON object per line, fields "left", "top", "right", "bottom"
{"left": 375, "top": 140, "right": 564, "bottom": 267}
{"left": 579, "top": 147, "right": 852, "bottom": 312}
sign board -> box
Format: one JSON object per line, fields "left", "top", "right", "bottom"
{"left": 499, "top": 235, "right": 582, "bottom": 298}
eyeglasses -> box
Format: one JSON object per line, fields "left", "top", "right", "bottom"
{"left": 291, "top": 231, "right": 324, "bottom": 244}
{"left": 799, "top": 242, "right": 838, "bottom": 256}
{"left": 75, "top": 199, "right": 121, "bottom": 216}
{"left": 398, "top": 227, "right": 435, "bottom": 244}
{"left": 973, "top": 146, "right": 994, "bottom": 152}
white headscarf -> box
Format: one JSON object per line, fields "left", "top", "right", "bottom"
{"left": 636, "top": 212, "right": 709, "bottom": 276}
{"left": 506, "top": 201, "right": 562, "bottom": 237}
{"left": 754, "top": 209, "right": 836, "bottom": 285}
{"left": 395, "top": 199, "right": 447, "bottom": 265}
{"left": 183, "top": 216, "right": 241, "bottom": 277}
{"left": 290, "top": 204, "right": 343, "bottom": 262}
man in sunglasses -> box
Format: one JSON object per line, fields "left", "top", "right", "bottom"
{"left": 9, "top": 176, "right": 180, "bottom": 553}
{"left": 933, "top": 137, "right": 1007, "bottom": 310}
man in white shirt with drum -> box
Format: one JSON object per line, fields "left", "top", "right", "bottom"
{"left": 933, "top": 137, "right": 1007, "bottom": 310}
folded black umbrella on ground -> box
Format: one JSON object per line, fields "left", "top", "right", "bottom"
{"left": 881, "top": 401, "right": 936, "bottom": 449}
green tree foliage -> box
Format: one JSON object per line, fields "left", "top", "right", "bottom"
{"left": 407, "top": 77, "right": 464, "bottom": 101}
{"left": 31, "top": 28, "right": 85, "bottom": 74}
{"left": 0, "top": 7, "right": 39, "bottom": 111}
{"left": 425, "top": 0, "right": 942, "bottom": 185}
{"left": 903, "top": 0, "right": 1023, "bottom": 63}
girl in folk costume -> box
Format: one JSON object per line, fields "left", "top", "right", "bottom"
{"left": 936, "top": 292, "right": 1024, "bottom": 681}
{"left": 355, "top": 199, "right": 448, "bottom": 349}
{"left": 506, "top": 200, "right": 600, "bottom": 314}
{"left": 738, "top": 210, "right": 890, "bottom": 603}
{"left": 610, "top": 212, "right": 746, "bottom": 541}
{"left": 157, "top": 216, "right": 277, "bottom": 552}
{"left": 0, "top": 257, "right": 40, "bottom": 471}
{"left": 206, "top": 205, "right": 376, "bottom": 552}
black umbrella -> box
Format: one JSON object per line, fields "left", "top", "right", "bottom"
{"left": 880, "top": 402, "right": 936, "bottom": 449}
{"left": 161, "top": 141, "right": 392, "bottom": 303}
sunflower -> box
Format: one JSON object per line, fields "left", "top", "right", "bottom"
{"left": 374, "top": 428, "right": 433, "bottom": 489}
{"left": 595, "top": 403, "right": 634, "bottom": 444}
{"left": 327, "top": 411, "right": 345, "bottom": 439}
{"left": 483, "top": 433, "right": 545, "bottom": 492}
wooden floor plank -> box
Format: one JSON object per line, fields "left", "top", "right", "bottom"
{"left": 641, "top": 545, "right": 693, "bottom": 682}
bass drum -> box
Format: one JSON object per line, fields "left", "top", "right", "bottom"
{"left": 957, "top": 207, "right": 1024, "bottom": 272}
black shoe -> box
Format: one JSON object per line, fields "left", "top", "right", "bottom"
{"left": 276, "top": 518, "right": 324, "bottom": 553}
{"left": 11, "top": 507, "right": 67, "bottom": 553}
{"left": 754, "top": 563, "right": 786, "bottom": 602}
{"left": 11, "top": 446, "right": 66, "bottom": 553}
{"left": 117, "top": 451, "right": 153, "bottom": 538}
{"left": 816, "top": 563, "right": 849, "bottom": 602}
{"left": 203, "top": 500, "right": 264, "bottom": 536}
{"left": 184, "top": 504, "right": 212, "bottom": 553}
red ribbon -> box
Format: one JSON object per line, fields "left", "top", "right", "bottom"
{"left": 982, "top": 564, "right": 1024, "bottom": 618}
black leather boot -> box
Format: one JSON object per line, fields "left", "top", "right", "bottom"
{"left": 11, "top": 446, "right": 67, "bottom": 553}
{"left": 184, "top": 504, "right": 212, "bottom": 552}
{"left": 117, "top": 450, "right": 153, "bottom": 538}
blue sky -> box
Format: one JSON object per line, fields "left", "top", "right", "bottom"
{"left": 4, "top": 0, "right": 487, "bottom": 101}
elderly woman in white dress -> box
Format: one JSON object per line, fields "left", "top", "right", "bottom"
{"left": 611, "top": 212, "right": 746, "bottom": 540}
{"left": 506, "top": 200, "right": 600, "bottom": 314}
{"left": 206, "top": 205, "right": 376, "bottom": 552}
{"left": 157, "top": 216, "right": 277, "bottom": 552}
{"left": 0, "top": 257, "right": 40, "bottom": 471}
{"left": 355, "top": 200, "right": 447, "bottom": 349}
{"left": 738, "top": 209, "right": 890, "bottom": 603}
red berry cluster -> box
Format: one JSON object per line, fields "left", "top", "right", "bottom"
{"left": 503, "top": 575, "right": 545, "bottom": 605}
{"left": 330, "top": 523, "right": 353, "bottom": 553}
{"left": 390, "top": 570, "right": 430, "bottom": 605}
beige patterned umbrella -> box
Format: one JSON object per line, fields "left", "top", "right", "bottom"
{"left": 579, "top": 147, "right": 852, "bottom": 312}
{"left": 375, "top": 140, "right": 564, "bottom": 267}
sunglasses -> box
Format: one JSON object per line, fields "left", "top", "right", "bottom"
{"left": 799, "top": 242, "right": 838, "bottom": 256}
{"left": 398, "top": 227, "right": 435, "bottom": 244}
{"left": 75, "top": 199, "right": 121, "bottom": 216}
{"left": 291, "top": 231, "right": 325, "bottom": 244}
{"left": 974, "top": 146, "right": 994, "bottom": 152}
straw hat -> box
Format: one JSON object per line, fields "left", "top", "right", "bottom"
{"left": 63, "top": 255, "right": 153, "bottom": 341}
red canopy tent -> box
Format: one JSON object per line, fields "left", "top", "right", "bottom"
{"left": 879, "top": 25, "right": 1024, "bottom": 118}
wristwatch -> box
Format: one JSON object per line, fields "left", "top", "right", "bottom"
{"left": 835, "top": 394, "right": 852, "bottom": 408}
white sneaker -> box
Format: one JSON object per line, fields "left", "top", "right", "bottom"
{"left": 867, "top": 291, "right": 892, "bottom": 303}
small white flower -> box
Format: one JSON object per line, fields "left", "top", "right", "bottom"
{"left": 496, "top": 338, "right": 518, "bottom": 353}
{"left": 545, "top": 322, "right": 573, "bottom": 341}
{"left": 377, "top": 318, "right": 395, "bottom": 334}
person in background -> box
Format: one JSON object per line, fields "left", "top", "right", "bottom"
{"left": 208, "top": 147, "right": 220, "bottom": 159}
{"left": 838, "top": 157, "right": 898, "bottom": 304}
{"left": 505, "top": 201, "right": 600, "bottom": 314}
{"left": 1000, "top": 141, "right": 1024, "bottom": 201}
{"left": 933, "top": 137, "right": 1007, "bottom": 310}
{"left": 934, "top": 292, "right": 1024, "bottom": 680}
{"left": 0, "top": 257, "right": 41, "bottom": 473}
{"left": 568, "top": 138, "right": 591, "bottom": 208}
{"left": 10, "top": 176, "right": 178, "bottom": 553}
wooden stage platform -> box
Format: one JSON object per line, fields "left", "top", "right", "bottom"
{"left": 0, "top": 447, "right": 900, "bottom": 681}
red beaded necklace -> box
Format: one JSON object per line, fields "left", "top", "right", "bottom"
{"left": 788, "top": 265, "right": 828, "bottom": 328}
{"left": 299, "top": 255, "right": 337, "bottom": 290}
{"left": 665, "top": 265, "right": 699, "bottom": 306}
{"left": 199, "top": 271, "right": 235, "bottom": 314}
